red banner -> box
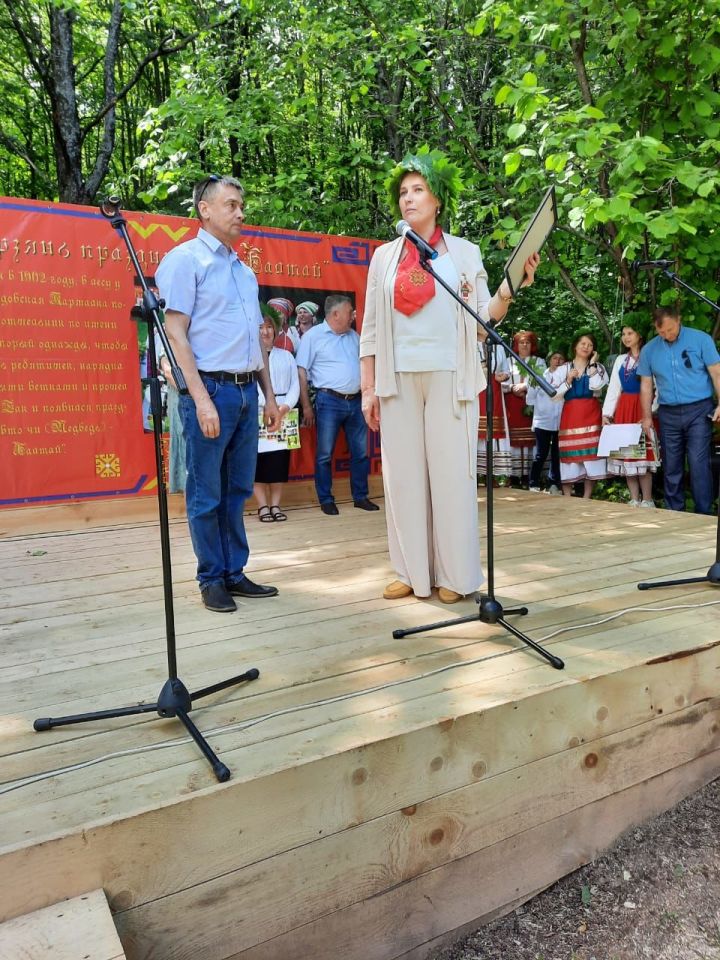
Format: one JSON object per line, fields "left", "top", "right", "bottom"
{"left": 0, "top": 197, "right": 382, "bottom": 508}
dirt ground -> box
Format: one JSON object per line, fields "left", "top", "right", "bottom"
{"left": 434, "top": 776, "right": 720, "bottom": 960}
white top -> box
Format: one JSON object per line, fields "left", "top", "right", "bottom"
{"left": 527, "top": 368, "right": 563, "bottom": 430}
{"left": 548, "top": 361, "right": 609, "bottom": 399}
{"left": 391, "top": 253, "right": 459, "bottom": 372}
{"left": 501, "top": 355, "right": 547, "bottom": 391}
{"left": 258, "top": 347, "right": 299, "bottom": 408}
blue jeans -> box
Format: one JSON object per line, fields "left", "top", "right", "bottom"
{"left": 658, "top": 397, "right": 715, "bottom": 514}
{"left": 314, "top": 391, "right": 369, "bottom": 504}
{"left": 180, "top": 376, "right": 258, "bottom": 587}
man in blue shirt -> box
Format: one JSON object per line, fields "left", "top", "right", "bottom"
{"left": 639, "top": 307, "right": 720, "bottom": 514}
{"left": 157, "top": 175, "right": 281, "bottom": 612}
{"left": 296, "top": 295, "right": 378, "bottom": 515}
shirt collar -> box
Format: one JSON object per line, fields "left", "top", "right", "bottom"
{"left": 197, "top": 227, "right": 239, "bottom": 261}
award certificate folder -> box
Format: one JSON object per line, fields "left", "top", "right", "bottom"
{"left": 503, "top": 186, "right": 558, "bottom": 296}
{"left": 598, "top": 423, "right": 642, "bottom": 457}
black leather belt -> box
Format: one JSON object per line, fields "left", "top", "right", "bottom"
{"left": 199, "top": 370, "right": 257, "bottom": 385}
{"left": 317, "top": 387, "right": 361, "bottom": 401}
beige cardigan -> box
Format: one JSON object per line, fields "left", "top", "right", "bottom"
{"left": 359, "top": 233, "right": 490, "bottom": 400}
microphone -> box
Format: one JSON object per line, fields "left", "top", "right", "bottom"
{"left": 395, "top": 220, "right": 438, "bottom": 260}
{"left": 630, "top": 258, "right": 676, "bottom": 271}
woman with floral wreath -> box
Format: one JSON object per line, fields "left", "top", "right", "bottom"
{"left": 359, "top": 147, "right": 540, "bottom": 603}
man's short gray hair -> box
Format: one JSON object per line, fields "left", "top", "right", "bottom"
{"left": 193, "top": 175, "right": 244, "bottom": 219}
{"left": 324, "top": 294, "right": 352, "bottom": 316}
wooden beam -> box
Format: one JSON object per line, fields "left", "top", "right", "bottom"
{"left": 0, "top": 889, "right": 124, "bottom": 960}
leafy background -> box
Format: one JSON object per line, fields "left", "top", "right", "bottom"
{"left": 2, "top": 0, "right": 719, "bottom": 354}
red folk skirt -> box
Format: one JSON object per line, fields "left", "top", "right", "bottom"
{"left": 504, "top": 392, "right": 535, "bottom": 448}
{"left": 559, "top": 397, "right": 603, "bottom": 463}
{"left": 478, "top": 378, "right": 507, "bottom": 440}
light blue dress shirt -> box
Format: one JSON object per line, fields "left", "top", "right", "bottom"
{"left": 637, "top": 325, "right": 720, "bottom": 406}
{"left": 156, "top": 227, "right": 263, "bottom": 374}
{"left": 295, "top": 321, "right": 361, "bottom": 394}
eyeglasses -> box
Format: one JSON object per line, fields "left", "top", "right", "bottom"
{"left": 681, "top": 349, "right": 692, "bottom": 369}
{"left": 196, "top": 174, "right": 222, "bottom": 207}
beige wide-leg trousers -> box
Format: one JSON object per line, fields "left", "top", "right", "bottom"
{"left": 380, "top": 371, "right": 484, "bottom": 598}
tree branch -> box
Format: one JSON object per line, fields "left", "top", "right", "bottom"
{"left": 2, "top": 0, "right": 49, "bottom": 86}
{"left": 545, "top": 240, "right": 612, "bottom": 344}
{"left": 81, "top": 31, "right": 197, "bottom": 139}
{"left": 84, "top": 0, "right": 123, "bottom": 200}
{"left": 0, "top": 126, "right": 53, "bottom": 187}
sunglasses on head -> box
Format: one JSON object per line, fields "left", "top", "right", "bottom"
{"left": 196, "top": 174, "right": 222, "bottom": 206}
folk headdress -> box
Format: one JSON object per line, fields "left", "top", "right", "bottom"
{"left": 385, "top": 147, "right": 464, "bottom": 316}
{"left": 385, "top": 146, "right": 464, "bottom": 226}
{"left": 266, "top": 297, "right": 294, "bottom": 323}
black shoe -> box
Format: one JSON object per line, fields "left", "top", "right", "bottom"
{"left": 201, "top": 582, "right": 237, "bottom": 613}
{"left": 225, "top": 575, "right": 279, "bottom": 598}
{"left": 320, "top": 502, "right": 339, "bottom": 515}
{"left": 354, "top": 498, "right": 379, "bottom": 511}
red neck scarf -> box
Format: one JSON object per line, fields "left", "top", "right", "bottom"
{"left": 393, "top": 225, "right": 443, "bottom": 316}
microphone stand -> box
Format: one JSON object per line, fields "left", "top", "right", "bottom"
{"left": 638, "top": 267, "right": 720, "bottom": 590}
{"left": 392, "top": 254, "right": 564, "bottom": 670}
{"left": 33, "top": 198, "right": 260, "bottom": 783}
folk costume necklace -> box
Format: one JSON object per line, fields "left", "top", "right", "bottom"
{"left": 394, "top": 225, "right": 444, "bottom": 316}
{"left": 623, "top": 352, "right": 640, "bottom": 376}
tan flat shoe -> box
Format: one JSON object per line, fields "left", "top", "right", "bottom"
{"left": 383, "top": 580, "right": 413, "bottom": 600}
{"left": 438, "top": 587, "right": 463, "bottom": 604}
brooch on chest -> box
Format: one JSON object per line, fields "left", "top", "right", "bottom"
{"left": 460, "top": 273, "right": 473, "bottom": 302}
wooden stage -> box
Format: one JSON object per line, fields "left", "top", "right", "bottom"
{"left": 1, "top": 490, "right": 719, "bottom": 960}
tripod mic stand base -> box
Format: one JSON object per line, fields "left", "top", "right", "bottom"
{"left": 477, "top": 595, "right": 528, "bottom": 623}
{"left": 34, "top": 668, "right": 260, "bottom": 783}
{"left": 638, "top": 560, "right": 720, "bottom": 591}
{"left": 392, "top": 594, "right": 564, "bottom": 670}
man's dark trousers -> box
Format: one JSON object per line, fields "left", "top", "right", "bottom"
{"left": 658, "top": 397, "right": 715, "bottom": 514}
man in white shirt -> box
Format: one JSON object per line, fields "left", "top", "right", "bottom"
{"left": 296, "top": 295, "right": 378, "bottom": 515}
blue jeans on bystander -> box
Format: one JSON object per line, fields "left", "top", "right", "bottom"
{"left": 180, "top": 376, "right": 259, "bottom": 587}
{"left": 314, "top": 391, "right": 369, "bottom": 504}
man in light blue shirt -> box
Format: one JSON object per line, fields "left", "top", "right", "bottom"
{"left": 157, "top": 175, "right": 281, "bottom": 612}
{"left": 639, "top": 307, "right": 720, "bottom": 514}
{"left": 296, "top": 295, "right": 378, "bottom": 515}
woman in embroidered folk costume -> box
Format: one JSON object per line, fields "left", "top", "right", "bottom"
{"left": 501, "top": 330, "right": 545, "bottom": 482}
{"left": 602, "top": 323, "right": 659, "bottom": 507}
{"left": 548, "top": 331, "right": 609, "bottom": 498}
{"left": 359, "top": 148, "right": 540, "bottom": 603}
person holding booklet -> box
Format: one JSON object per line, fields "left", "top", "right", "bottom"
{"left": 254, "top": 307, "right": 300, "bottom": 522}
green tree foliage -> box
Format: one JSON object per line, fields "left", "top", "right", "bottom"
{"left": 2, "top": 0, "right": 719, "bottom": 352}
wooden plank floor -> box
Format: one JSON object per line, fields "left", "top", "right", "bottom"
{"left": 0, "top": 490, "right": 719, "bottom": 960}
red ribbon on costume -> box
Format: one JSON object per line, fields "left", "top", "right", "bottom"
{"left": 393, "top": 225, "right": 443, "bottom": 316}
